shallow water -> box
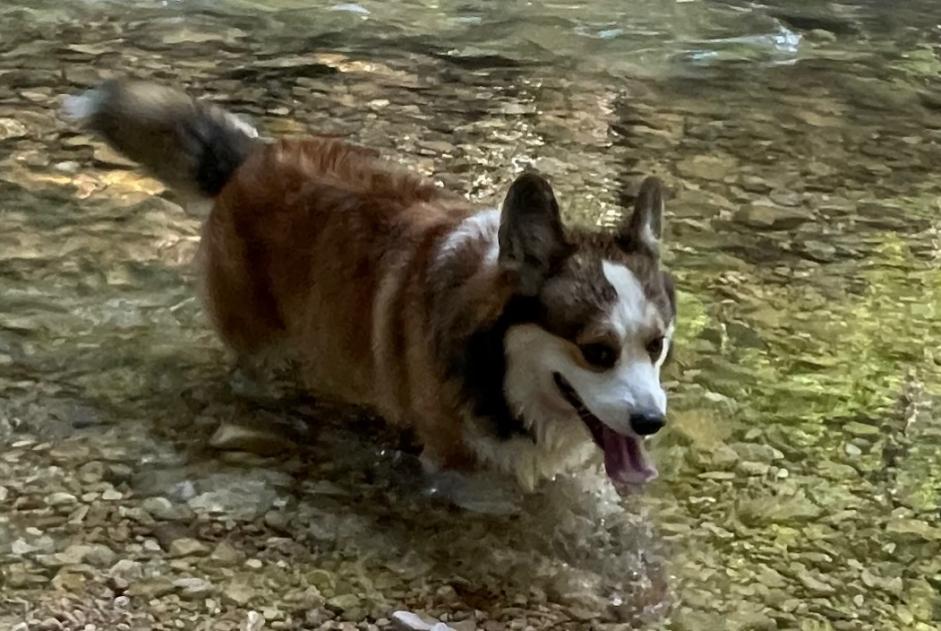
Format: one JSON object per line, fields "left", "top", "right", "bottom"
{"left": 1, "top": 0, "right": 940, "bottom": 629}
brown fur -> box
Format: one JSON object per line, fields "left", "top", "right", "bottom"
{"left": 68, "top": 79, "right": 677, "bottom": 480}
{"left": 200, "top": 137, "right": 497, "bottom": 465}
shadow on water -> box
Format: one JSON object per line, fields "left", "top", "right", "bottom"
{"left": 0, "top": 0, "right": 940, "bottom": 629}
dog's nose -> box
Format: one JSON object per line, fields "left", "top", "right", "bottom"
{"left": 630, "top": 412, "right": 665, "bottom": 436}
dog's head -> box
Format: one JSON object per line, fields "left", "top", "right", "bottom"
{"left": 494, "top": 172, "right": 676, "bottom": 490}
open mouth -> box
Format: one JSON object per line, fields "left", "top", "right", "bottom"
{"left": 553, "top": 373, "right": 658, "bottom": 488}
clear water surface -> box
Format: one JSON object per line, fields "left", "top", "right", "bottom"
{"left": 0, "top": 0, "right": 939, "bottom": 629}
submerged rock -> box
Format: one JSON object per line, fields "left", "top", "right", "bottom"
{"left": 209, "top": 422, "right": 296, "bottom": 456}
{"left": 173, "top": 577, "right": 215, "bottom": 600}
{"left": 0, "top": 118, "right": 28, "bottom": 140}
{"left": 223, "top": 580, "right": 257, "bottom": 606}
{"left": 392, "top": 611, "right": 457, "bottom": 631}
{"left": 141, "top": 496, "right": 188, "bottom": 521}
{"left": 676, "top": 154, "right": 736, "bottom": 181}
{"left": 169, "top": 538, "right": 209, "bottom": 558}
{"left": 732, "top": 203, "right": 813, "bottom": 230}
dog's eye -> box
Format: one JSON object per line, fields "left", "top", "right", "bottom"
{"left": 580, "top": 343, "right": 618, "bottom": 370}
{"left": 646, "top": 336, "right": 665, "bottom": 360}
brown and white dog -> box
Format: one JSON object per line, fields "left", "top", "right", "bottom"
{"left": 64, "top": 79, "right": 677, "bottom": 493}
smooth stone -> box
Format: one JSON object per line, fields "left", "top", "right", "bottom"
{"left": 733, "top": 203, "right": 813, "bottom": 230}
{"left": 677, "top": 155, "right": 736, "bottom": 181}
{"left": 210, "top": 541, "right": 242, "bottom": 566}
{"left": 142, "top": 496, "right": 186, "bottom": 521}
{"left": 327, "top": 594, "right": 362, "bottom": 611}
{"left": 46, "top": 492, "right": 78, "bottom": 507}
{"left": 109, "top": 559, "right": 143, "bottom": 581}
{"left": 391, "top": 611, "right": 456, "bottom": 631}
{"left": 222, "top": 580, "right": 256, "bottom": 606}
{"left": 169, "top": 538, "right": 209, "bottom": 558}
{"left": 738, "top": 461, "right": 771, "bottom": 476}
{"left": 77, "top": 461, "right": 106, "bottom": 484}
{"left": 798, "top": 571, "right": 836, "bottom": 595}
{"left": 0, "top": 118, "right": 28, "bottom": 140}
{"left": 52, "top": 543, "right": 114, "bottom": 568}
{"left": 174, "top": 577, "right": 215, "bottom": 600}
{"left": 126, "top": 578, "right": 175, "bottom": 598}
{"left": 844, "top": 421, "right": 879, "bottom": 437}
{"left": 209, "top": 422, "right": 295, "bottom": 456}
{"left": 101, "top": 488, "right": 123, "bottom": 501}
{"left": 241, "top": 611, "right": 266, "bottom": 631}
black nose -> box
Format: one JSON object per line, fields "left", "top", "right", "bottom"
{"left": 630, "top": 412, "right": 665, "bottom": 436}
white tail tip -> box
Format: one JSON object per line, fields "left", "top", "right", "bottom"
{"left": 61, "top": 89, "right": 103, "bottom": 122}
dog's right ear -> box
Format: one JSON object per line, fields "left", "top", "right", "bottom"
{"left": 498, "top": 172, "right": 572, "bottom": 296}
{"left": 617, "top": 176, "right": 664, "bottom": 259}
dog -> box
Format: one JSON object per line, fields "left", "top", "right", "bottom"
{"left": 64, "top": 79, "right": 677, "bottom": 493}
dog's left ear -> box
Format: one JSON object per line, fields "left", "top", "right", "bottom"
{"left": 618, "top": 176, "right": 665, "bottom": 259}
{"left": 498, "top": 171, "right": 572, "bottom": 295}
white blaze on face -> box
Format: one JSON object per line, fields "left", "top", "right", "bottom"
{"left": 497, "top": 258, "right": 673, "bottom": 486}
{"left": 502, "top": 260, "right": 670, "bottom": 434}
{"left": 559, "top": 261, "right": 668, "bottom": 435}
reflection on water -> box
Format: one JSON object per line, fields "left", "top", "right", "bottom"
{"left": 0, "top": 0, "right": 939, "bottom": 629}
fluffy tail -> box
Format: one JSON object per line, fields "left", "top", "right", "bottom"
{"left": 63, "top": 79, "right": 259, "bottom": 198}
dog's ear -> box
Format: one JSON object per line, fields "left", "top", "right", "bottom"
{"left": 498, "top": 171, "right": 572, "bottom": 295}
{"left": 618, "top": 176, "right": 665, "bottom": 259}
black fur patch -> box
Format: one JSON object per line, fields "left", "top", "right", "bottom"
{"left": 186, "top": 114, "right": 255, "bottom": 197}
{"left": 449, "top": 295, "right": 542, "bottom": 442}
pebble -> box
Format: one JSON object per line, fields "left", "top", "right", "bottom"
{"left": 798, "top": 571, "right": 836, "bottom": 595}
{"left": 806, "top": 28, "right": 838, "bottom": 43}
{"left": 223, "top": 580, "right": 256, "bottom": 606}
{"left": 210, "top": 541, "right": 242, "bottom": 566}
{"left": 242, "top": 611, "right": 266, "bottom": 631}
{"left": 101, "top": 488, "right": 124, "bottom": 501}
{"left": 740, "top": 175, "right": 773, "bottom": 193}
{"left": 392, "top": 611, "right": 456, "bottom": 631}
{"left": 698, "top": 471, "right": 736, "bottom": 480}
{"left": 676, "top": 154, "right": 736, "bottom": 181}
{"left": 732, "top": 203, "right": 812, "bottom": 230}
{"left": 77, "top": 461, "right": 106, "bottom": 484}
{"left": 53, "top": 544, "right": 113, "bottom": 567}
{"left": 768, "top": 189, "right": 801, "bottom": 207}
{"left": 121, "top": 507, "right": 154, "bottom": 528}
{"left": 126, "top": 578, "right": 175, "bottom": 598}
{"left": 327, "top": 594, "right": 362, "bottom": 611}
{"left": 0, "top": 117, "right": 28, "bottom": 140}
{"left": 46, "top": 492, "right": 78, "bottom": 507}
{"left": 707, "top": 444, "right": 739, "bottom": 469}
{"left": 737, "top": 461, "right": 771, "bottom": 476}
{"left": 844, "top": 421, "right": 879, "bottom": 437}
{"left": 169, "top": 538, "right": 209, "bottom": 557}
{"left": 142, "top": 496, "right": 185, "bottom": 521}
{"left": 264, "top": 510, "right": 290, "bottom": 531}
{"left": 12, "top": 537, "right": 52, "bottom": 556}
{"left": 174, "top": 577, "right": 215, "bottom": 600}
{"left": 109, "top": 559, "right": 143, "bottom": 581}
{"left": 209, "top": 422, "right": 296, "bottom": 456}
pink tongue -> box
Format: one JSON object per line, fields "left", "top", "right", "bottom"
{"left": 602, "top": 426, "right": 658, "bottom": 487}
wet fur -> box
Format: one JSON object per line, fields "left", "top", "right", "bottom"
{"left": 67, "top": 79, "right": 677, "bottom": 491}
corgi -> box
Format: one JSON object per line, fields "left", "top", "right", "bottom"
{"left": 64, "top": 79, "right": 677, "bottom": 493}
